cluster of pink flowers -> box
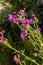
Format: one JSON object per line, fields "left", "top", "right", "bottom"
{"left": 13, "top": 54, "right": 19, "bottom": 64}
{"left": 0, "top": 30, "right": 8, "bottom": 42}
{"left": 13, "top": 54, "right": 24, "bottom": 64}
{"left": 8, "top": 8, "right": 41, "bottom": 40}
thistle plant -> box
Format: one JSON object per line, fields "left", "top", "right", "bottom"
{"left": 0, "top": 8, "right": 43, "bottom": 65}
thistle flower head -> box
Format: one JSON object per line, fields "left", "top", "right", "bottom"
{"left": 8, "top": 14, "right": 14, "bottom": 22}
{"left": 16, "top": 17, "right": 20, "bottom": 21}
{"left": 2, "top": 29, "right": 5, "bottom": 33}
{"left": 15, "top": 61, "right": 19, "bottom": 64}
{"left": 29, "top": 18, "right": 33, "bottom": 24}
{"left": 13, "top": 55, "right": 17, "bottom": 60}
{"left": 22, "top": 19, "right": 28, "bottom": 27}
{"left": 13, "top": 11, "right": 16, "bottom": 15}
{"left": 18, "top": 11, "right": 22, "bottom": 15}
{"left": 37, "top": 27, "right": 41, "bottom": 32}
{"left": 32, "top": 14, "right": 36, "bottom": 18}
{"left": 13, "top": 54, "right": 19, "bottom": 64}
{"left": 20, "top": 33, "right": 25, "bottom": 40}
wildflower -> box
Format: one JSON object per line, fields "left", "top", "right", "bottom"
{"left": 0, "top": 30, "right": 8, "bottom": 42}
{"left": 24, "top": 8, "right": 26, "bottom": 11}
{"left": 14, "top": 55, "right": 17, "bottom": 60}
{"left": 16, "top": 17, "right": 20, "bottom": 21}
{"left": 18, "top": 9, "right": 25, "bottom": 15}
{"left": 18, "top": 11, "right": 22, "bottom": 15}
{"left": 20, "top": 33, "right": 25, "bottom": 40}
{"left": 13, "top": 55, "right": 19, "bottom": 64}
{"left": 13, "top": 11, "right": 16, "bottom": 15}
{"left": 0, "top": 31, "right": 3, "bottom": 42}
{"left": 5, "top": 38, "right": 8, "bottom": 41}
{"left": 22, "top": 19, "right": 28, "bottom": 27}
{"left": 0, "top": 37, "right": 3, "bottom": 42}
{"left": 32, "top": 14, "right": 36, "bottom": 18}
{"left": 0, "top": 37, "right": 2, "bottom": 40}
{"left": 20, "top": 9, "right": 24, "bottom": 13}
{"left": 8, "top": 14, "right": 14, "bottom": 22}
{"left": 29, "top": 18, "right": 33, "bottom": 24}
{"left": 13, "top": 18, "right": 16, "bottom": 24}
{"left": 37, "top": 27, "right": 41, "bottom": 32}
{"left": 34, "top": 17, "right": 38, "bottom": 21}
{"left": 2, "top": 30, "right": 5, "bottom": 33}
{"left": 15, "top": 61, "right": 19, "bottom": 64}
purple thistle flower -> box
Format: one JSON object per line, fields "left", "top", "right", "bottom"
{"left": 0, "top": 37, "right": 3, "bottom": 40}
{"left": 13, "top": 55, "right": 19, "bottom": 64}
{"left": 37, "top": 27, "right": 41, "bottom": 31}
{"left": 16, "top": 17, "right": 20, "bottom": 21}
{"left": 8, "top": 14, "right": 14, "bottom": 22}
{"left": 18, "top": 9, "right": 24, "bottom": 15}
{"left": 20, "top": 9, "right": 24, "bottom": 13}
{"left": 0, "top": 37, "right": 3, "bottom": 42}
{"left": 13, "top": 18, "right": 16, "bottom": 24}
{"left": 15, "top": 61, "right": 19, "bottom": 64}
{"left": 13, "top": 11, "right": 16, "bottom": 15}
{"left": 13, "top": 55, "right": 17, "bottom": 60}
{"left": 32, "top": 14, "right": 36, "bottom": 18}
{"left": 20, "top": 33, "right": 25, "bottom": 40}
{"left": 22, "top": 19, "right": 28, "bottom": 27}
{"left": 29, "top": 18, "right": 33, "bottom": 24}
{"left": 2, "top": 30, "right": 5, "bottom": 33}
{"left": 18, "top": 11, "right": 22, "bottom": 15}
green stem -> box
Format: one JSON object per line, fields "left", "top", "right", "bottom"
{"left": 2, "top": 41, "right": 39, "bottom": 65}
{"left": 29, "top": 37, "right": 40, "bottom": 51}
